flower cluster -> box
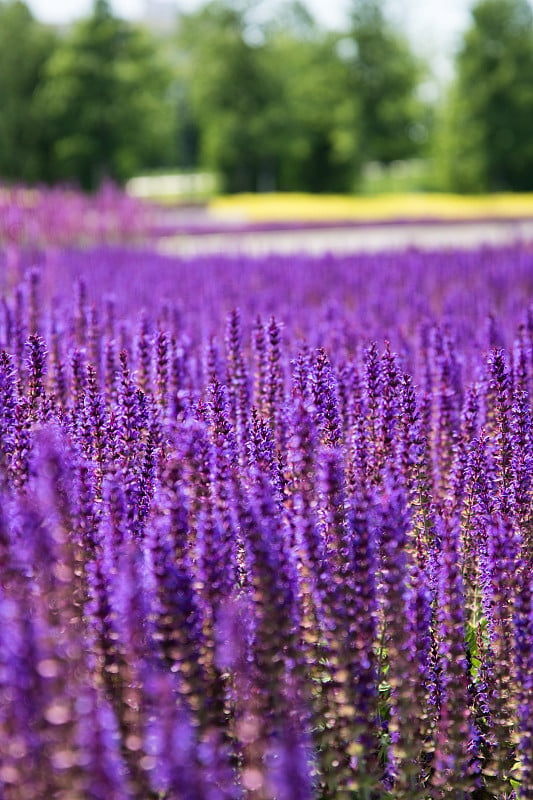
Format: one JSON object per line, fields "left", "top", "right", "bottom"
{"left": 1, "top": 236, "right": 533, "bottom": 799}
{"left": 0, "top": 182, "right": 155, "bottom": 250}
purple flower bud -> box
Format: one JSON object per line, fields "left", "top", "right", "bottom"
{"left": 26, "top": 335, "right": 47, "bottom": 421}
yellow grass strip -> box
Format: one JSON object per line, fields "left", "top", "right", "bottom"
{"left": 209, "top": 193, "right": 533, "bottom": 223}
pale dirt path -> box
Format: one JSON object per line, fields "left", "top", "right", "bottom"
{"left": 158, "top": 218, "right": 533, "bottom": 257}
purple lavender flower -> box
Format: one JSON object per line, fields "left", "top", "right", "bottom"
{"left": 480, "top": 515, "right": 522, "bottom": 792}
{"left": 514, "top": 564, "right": 533, "bottom": 800}
{"left": 486, "top": 348, "right": 514, "bottom": 512}
{"left": 135, "top": 314, "right": 153, "bottom": 395}
{"left": 311, "top": 348, "right": 343, "bottom": 448}
{"left": 373, "top": 477, "right": 431, "bottom": 796}
{"left": 25, "top": 334, "right": 47, "bottom": 421}
{"left": 432, "top": 516, "right": 479, "bottom": 796}
{"left": 252, "top": 314, "right": 269, "bottom": 413}
{"left": 266, "top": 316, "right": 286, "bottom": 447}
{"left": 3, "top": 188, "right": 533, "bottom": 798}
{"left": 225, "top": 308, "right": 250, "bottom": 451}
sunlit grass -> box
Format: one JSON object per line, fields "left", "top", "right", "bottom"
{"left": 210, "top": 192, "right": 533, "bottom": 222}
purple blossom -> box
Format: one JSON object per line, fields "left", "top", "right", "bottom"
{"left": 1, "top": 191, "right": 533, "bottom": 797}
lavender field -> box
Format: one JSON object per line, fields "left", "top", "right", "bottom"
{"left": 1, "top": 200, "right": 533, "bottom": 799}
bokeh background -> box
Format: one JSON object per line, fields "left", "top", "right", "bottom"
{"left": 1, "top": 0, "right": 533, "bottom": 196}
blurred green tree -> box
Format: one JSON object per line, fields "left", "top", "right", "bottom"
{"left": 260, "top": 1, "right": 360, "bottom": 192}
{"left": 39, "top": 0, "right": 175, "bottom": 190}
{"left": 175, "top": 0, "right": 276, "bottom": 193}
{"left": 438, "top": 0, "right": 533, "bottom": 192}
{"left": 176, "top": 0, "right": 359, "bottom": 192}
{"left": 349, "top": 0, "right": 428, "bottom": 166}
{"left": 0, "top": 1, "right": 57, "bottom": 182}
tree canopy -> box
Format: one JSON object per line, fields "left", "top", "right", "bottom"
{"left": 37, "top": 0, "right": 175, "bottom": 190}
{"left": 259, "top": 3, "right": 359, "bottom": 192}
{"left": 439, "top": 0, "right": 533, "bottom": 192}
{"left": 0, "top": 0, "right": 430, "bottom": 192}
{"left": 5, "top": 0, "right": 533, "bottom": 194}
{"left": 175, "top": 1, "right": 276, "bottom": 193}
{"left": 175, "top": 0, "right": 360, "bottom": 192}
{"left": 349, "top": 0, "right": 428, "bottom": 166}
{"left": 0, "top": 1, "right": 57, "bottom": 182}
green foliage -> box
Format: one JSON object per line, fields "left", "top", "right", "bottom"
{"left": 0, "top": 1, "right": 57, "bottom": 182}
{"left": 176, "top": 1, "right": 272, "bottom": 193}
{"left": 38, "top": 0, "right": 175, "bottom": 190}
{"left": 350, "top": 0, "right": 428, "bottom": 167}
{"left": 175, "top": 0, "right": 429, "bottom": 193}
{"left": 175, "top": 0, "right": 360, "bottom": 193}
{"left": 358, "top": 159, "right": 437, "bottom": 194}
{"left": 260, "top": 3, "right": 360, "bottom": 192}
{"left": 0, "top": 0, "right": 429, "bottom": 194}
{"left": 437, "top": 0, "right": 533, "bottom": 192}
{"left": 0, "top": 0, "right": 433, "bottom": 194}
